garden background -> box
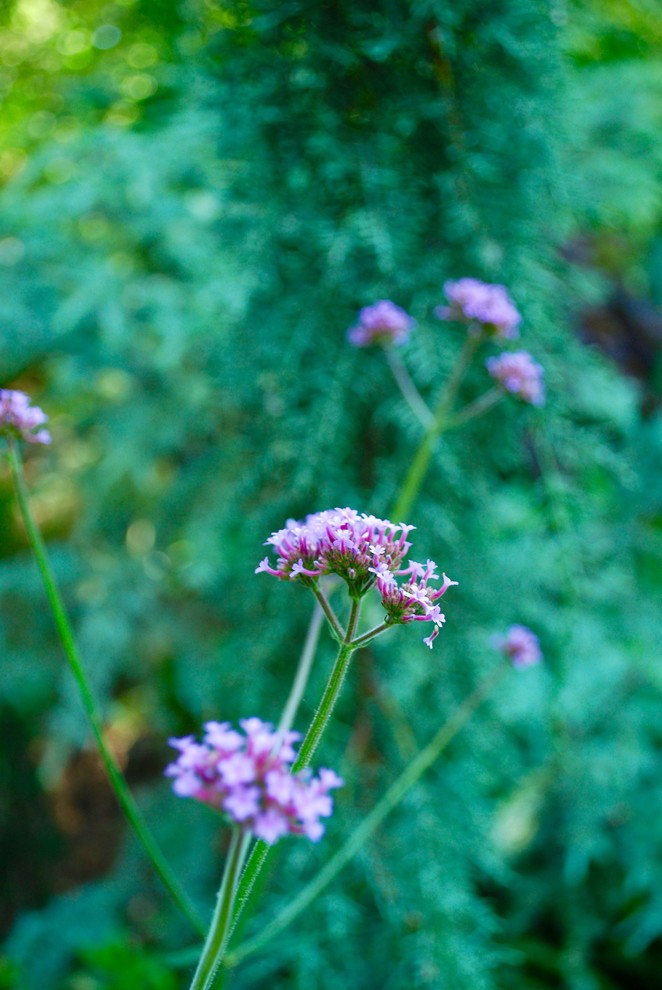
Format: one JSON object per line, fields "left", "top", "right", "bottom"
{"left": 2, "top": 1, "right": 662, "bottom": 987}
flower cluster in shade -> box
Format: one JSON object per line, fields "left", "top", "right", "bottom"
{"left": 436, "top": 278, "right": 521, "bottom": 339}
{"left": 347, "top": 300, "right": 415, "bottom": 348}
{"left": 166, "top": 718, "right": 343, "bottom": 844}
{"left": 486, "top": 350, "right": 545, "bottom": 406}
{"left": 0, "top": 390, "right": 50, "bottom": 445}
{"left": 256, "top": 507, "right": 457, "bottom": 648}
{"left": 493, "top": 625, "right": 542, "bottom": 669}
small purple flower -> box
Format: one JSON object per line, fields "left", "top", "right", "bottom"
{"left": 347, "top": 300, "right": 414, "bottom": 348}
{"left": 436, "top": 279, "right": 521, "bottom": 339}
{"left": 486, "top": 350, "right": 545, "bottom": 406}
{"left": 0, "top": 389, "right": 51, "bottom": 445}
{"left": 493, "top": 625, "right": 542, "bottom": 669}
{"left": 257, "top": 508, "right": 457, "bottom": 648}
{"left": 166, "top": 718, "right": 343, "bottom": 845}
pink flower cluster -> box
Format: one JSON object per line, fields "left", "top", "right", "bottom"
{"left": 371, "top": 557, "right": 458, "bottom": 649}
{"left": 347, "top": 300, "right": 414, "bottom": 348}
{"left": 256, "top": 508, "right": 456, "bottom": 647}
{"left": 493, "top": 625, "right": 542, "bottom": 669}
{"left": 166, "top": 718, "right": 343, "bottom": 844}
{"left": 486, "top": 351, "right": 545, "bottom": 406}
{"left": 436, "top": 278, "right": 521, "bottom": 339}
{"left": 0, "top": 389, "right": 50, "bottom": 445}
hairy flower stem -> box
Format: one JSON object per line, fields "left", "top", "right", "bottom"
{"left": 224, "top": 663, "right": 506, "bottom": 968}
{"left": 391, "top": 333, "right": 480, "bottom": 521}
{"left": 5, "top": 442, "right": 205, "bottom": 936}
{"left": 294, "top": 597, "right": 360, "bottom": 771}
{"left": 385, "top": 348, "right": 434, "bottom": 429}
{"left": 350, "top": 621, "right": 392, "bottom": 649}
{"left": 226, "top": 600, "right": 362, "bottom": 956}
{"left": 309, "top": 582, "right": 344, "bottom": 642}
{"left": 189, "top": 830, "right": 251, "bottom": 990}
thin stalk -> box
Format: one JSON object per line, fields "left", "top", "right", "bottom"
{"left": 446, "top": 386, "right": 504, "bottom": 430}
{"left": 189, "top": 830, "right": 251, "bottom": 990}
{"left": 228, "top": 599, "right": 362, "bottom": 940}
{"left": 212, "top": 604, "right": 328, "bottom": 983}
{"left": 384, "top": 348, "right": 434, "bottom": 429}
{"left": 5, "top": 442, "right": 204, "bottom": 936}
{"left": 434, "top": 330, "right": 482, "bottom": 424}
{"left": 350, "top": 621, "right": 391, "bottom": 649}
{"left": 391, "top": 333, "right": 481, "bottom": 520}
{"left": 163, "top": 946, "right": 204, "bottom": 969}
{"left": 275, "top": 600, "right": 325, "bottom": 742}
{"left": 224, "top": 663, "right": 506, "bottom": 968}
{"left": 228, "top": 841, "right": 271, "bottom": 944}
{"left": 293, "top": 597, "right": 361, "bottom": 772}
{"left": 309, "top": 582, "right": 344, "bottom": 642}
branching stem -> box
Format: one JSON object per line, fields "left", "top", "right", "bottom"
{"left": 225, "top": 599, "right": 362, "bottom": 961}
{"left": 224, "top": 663, "right": 506, "bottom": 967}
{"left": 391, "top": 332, "right": 480, "bottom": 520}
{"left": 385, "top": 348, "right": 434, "bottom": 429}
{"left": 350, "top": 621, "right": 392, "bottom": 648}
{"left": 447, "top": 386, "right": 504, "bottom": 429}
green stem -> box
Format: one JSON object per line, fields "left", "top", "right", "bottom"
{"left": 384, "top": 348, "right": 434, "bottom": 429}
{"left": 446, "top": 386, "right": 504, "bottom": 430}
{"left": 211, "top": 598, "right": 331, "bottom": 981}
{"left": 309, "top": 582, "right": 344, "bottom": 642}
{"left": 275, "top": 600, "right": 325, "bottom": 741}
{"left": 228, "top": 841, "right": 271, "bottom": 943}
{"left": 5, "top": 441, "right": 204, "bottom": 936}
{"left": 350, "top": 621, "right": 391, "bottom": 649}
{"left": 224, "top": 663, "right": 506, "bottom": 968}
{"left": 293, "top": 597, "right": 360, "bottom": 773}
{"left": 189, "top": 830, "right": 251, "bottom": 990}
{"left": 228, "top": 599, "right": 362, "bottom": 942}
{"left": 390, "top": 332, "right": 480, "bottom": 520}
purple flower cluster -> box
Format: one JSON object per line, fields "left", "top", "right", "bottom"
{"left": 256, "top": 507, "right": 456, "bottom": 647}
{"left": 347, "top": 300, "right": 414, "bottom": 348}
{"left": 436, "top": 279, "right": 521, "bottom": 339}
{"left": 0, "top": 390, "right": 50, "bottom": 445}
{"left": 493, "top": 625, "right": 542, "bottom": 669}
{"left": 372, "top": 557, "right": 458, "bottom": 649}
{"left": 166, "top": 718, "right": 343, "bottom": 844}
{"left": 486, "top": 351, "right": 545, "bottom": 406}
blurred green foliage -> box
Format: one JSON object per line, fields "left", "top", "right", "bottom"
{"left": 1, "top": 0, "right": 662, "bottom": 988}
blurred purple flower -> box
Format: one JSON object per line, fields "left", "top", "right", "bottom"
{"left": 347, "top": 300, "right": 414, "bottom": 348}
{"left": 486, "top": 350, "right": 545, "bottom": 406}
{"left": 166, "top": 718, "right": 343, "bottom": 844}
{"left": 256, "top": 508, "right": 457, "bottom": 647}
{"left": 493, "top": 625, "right": 542, "bottom": 669}
{"left": 0, "top": 389, "right": 51, "bottom": 445}
{"left": 436, "top": 279, "right": 521, "bottom": 339}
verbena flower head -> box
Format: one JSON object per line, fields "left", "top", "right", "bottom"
{"left": 486, "top": 350, "right": 545, "bottom": 406}
{"left": 372, "top": 557, "right": 458, "bottom": 649}
{"left": 166, "top": 718, "right": 343, "bottom": 844}
{"left": 256, "top": 507, "right": 457, "bottom": 647}
{"left": 0, "top": 390, "right": 51, "bottom": 445}
{"left": 493, "top": 625, "right": 542, "bottom": 669}
{"left": 347, "top": 300, "right": 414, "bottom": 348}
{"left": 436, "top": 279, "right": 521, "bottom": 339}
